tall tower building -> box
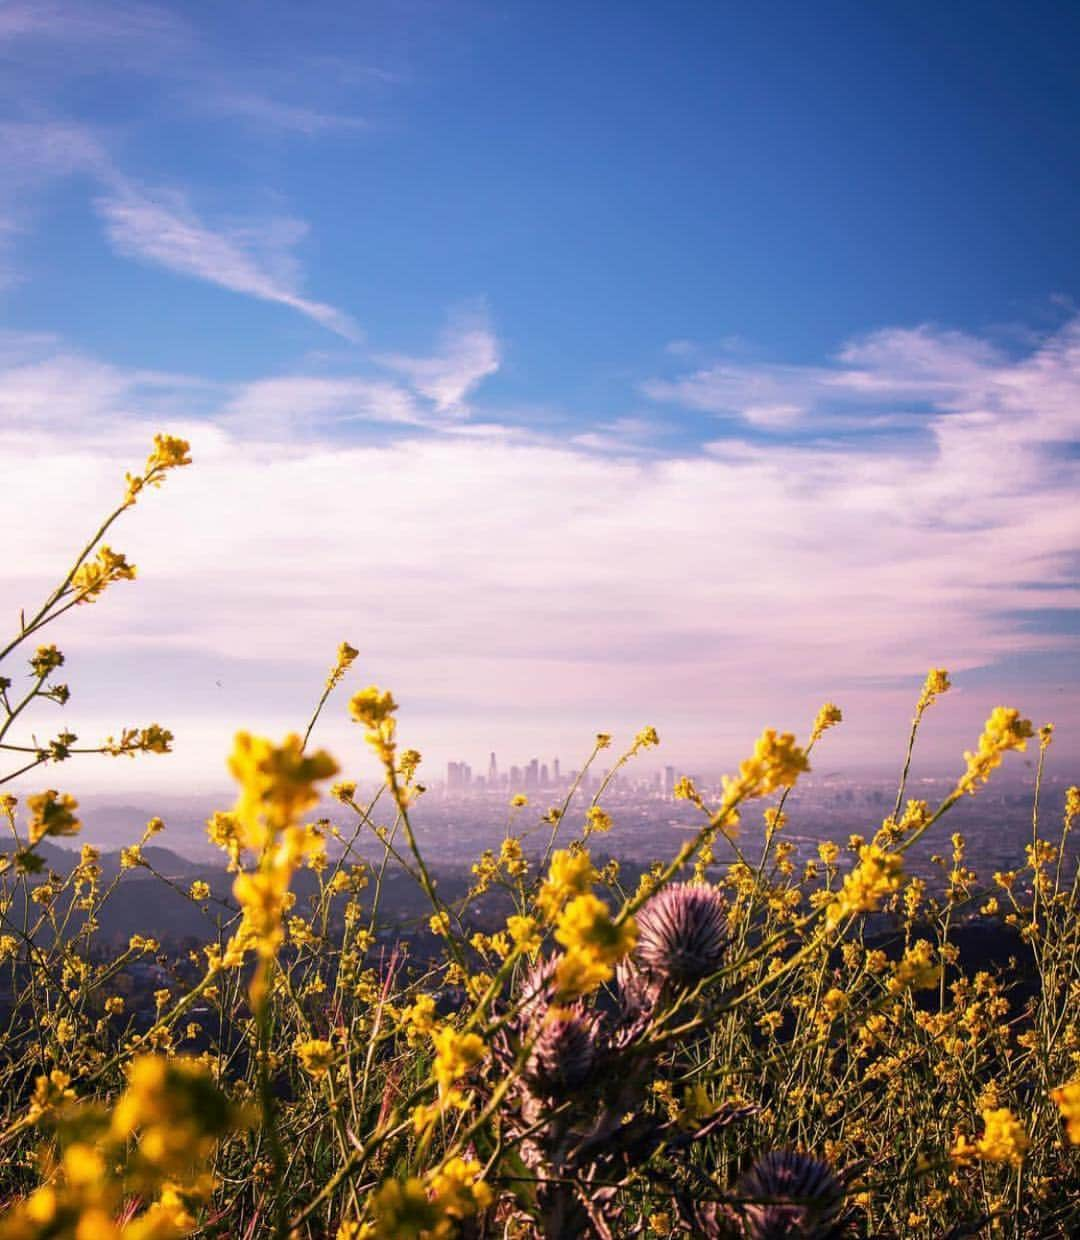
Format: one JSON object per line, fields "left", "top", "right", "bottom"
{"left": 488, "top": 751, "right": 498, "bottom": 783}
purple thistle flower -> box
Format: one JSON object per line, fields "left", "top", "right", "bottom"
{"left": 514, "top": 953, "right": 561, "bottom": 1027}
{"left": 736, "top": 1151, "right": 847, "bottom": 1239}
{"left": 635, "top": 882, "right": 729, "bottom": 987}
{"left": 525, "top": 1007, "right": 597, "bottom": 1094}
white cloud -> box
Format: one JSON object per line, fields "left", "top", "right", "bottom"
{"left": 378, "top": 308, "right": 500, "bottom": 413}
{"left": 643, "top": 324, "right": 1011, "bottom": 428}
{"left": 2, "top": 317, "right": 1078, "bottom": 787}
{"left": 221, "top": 376, "right": 423, "bottom": 438}
{"left": 95, "top": 186, "right": 361, "bottom": 340}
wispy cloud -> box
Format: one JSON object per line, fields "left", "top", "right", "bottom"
{"left": 378, "top": 308, "right": 500, "bottom": 413}
{"left": 221, "top": 376, "right": 422, "bottom": 438}
{"left": 0, "top": 119, "right": 359, "bottom": 338}
{"left": 0, "top": 121, "right": 107, "bottom": 285}
{"left": 94, "top": 186, "right": 361, "bottom": 340}
{"left": 0, "top": 0, "right": 190, "bottom": 73}
{"left": 199, "top": 92, "right": 370, "bottom": 137}
{"left": 644, "top": 325, "right": 1008, "bottom": 429}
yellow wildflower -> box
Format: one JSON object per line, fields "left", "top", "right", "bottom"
{"left": 554, "top": 894, "right": 637, "bottom": 998}
{"left": 120, "top": 845, "right": 144, "bottom": 870}
{"left": 536, "top": 848, "right": 597, "bottom": 920}
{"left": 634, "top": 726, "right": 660, "bottom": 750}
{"left": 954, "top": 707, "right": 1034, "bottom": 798}
{"left": 916, "top": 668, "right": 951, "bottom": 714}
{"left": 71, "top": 545, "right": 136, "bottom": 602}
{"left": 716, "top": 728, "right": 809, "bottom": 824}
{"left": 585, "top": 805, "right": 613, "bottom": 834}
{"left": 26, "top": 790, "right": 80, "bottom": 845}
{"left": 228, "top": 732, "right": 339, "bottom": 847}
{"left": 828, "top": 844, "right": 904, "bottom": 923}
{"left": 431, "top": 1026, "right": 486, "bottom": 1095}
{"left": 349, "top": 686, "right": 399, "bottom": 767}
{"left": 326, "top": 640, "right": 360, "bottom": 691}
{"left": 295, "top": 1038, "right": 336, "bottom": 1078}
{"left": 1051, "top": 1080, "right": 1080, "bottom": 1144}
{"left": 507, "top": 914, "right": 542, "bottom": 955}
{"left": 972, "top": 1107, "right": 1029, "bottom": 1166}
{"left": 29, "top": 644, "right": 64, "bottom": 677}
{"left": 428, "top": 1156, "right": 493, "bottom": 1220}
{"left": 810, "top": 702, "right": 843, "bottom": 743}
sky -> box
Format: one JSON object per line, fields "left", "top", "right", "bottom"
{"left": 1, "top": 0, "right": 1078, "bottom": 794}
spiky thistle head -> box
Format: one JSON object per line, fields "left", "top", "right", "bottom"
{"left": 635, "top": 882, "right": 729, "bottom": 987}
{"left": 736, "top": 1151, "right": 846, "bottom": 1239}
{"left": 514, "top": 953, "right": 562, "bottom": 1029}
{"left": 525, "top": 1006, "right": 597, "bottom": 1095}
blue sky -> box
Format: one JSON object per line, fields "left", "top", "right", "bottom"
{"left": 2, "top": 1, "right": 1078, "bottom": 789}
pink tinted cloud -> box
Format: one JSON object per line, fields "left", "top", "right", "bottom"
{"left": 1, "top": 318, "right": 1077, "bottom": 786}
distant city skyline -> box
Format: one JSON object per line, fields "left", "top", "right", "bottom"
{"left": 2, "top": 2, "right": 1078, "bottom": 796}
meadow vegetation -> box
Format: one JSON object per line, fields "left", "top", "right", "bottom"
{"left": 0, "top": 437, "right": 1077, "bottom": 1238}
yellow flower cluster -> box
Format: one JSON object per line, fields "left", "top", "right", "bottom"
{"left": 536, "top": 848, "right": 596, "bottom": 921}
{"left": 810, "top": 702, "right": 843, "bottom": 744}
{"left": 401, "top": 995, "right": 438, "bottom": 1046}
{"left": 228, "top": 731, "right": 339, "bottom": 848}
{"left": 507, "top": 914, "right": 542, "bottom": 955}
{"left": 715, "top": 728, "right": 809, "bottom": 828}
{"left": 0, "top": 1053, "right": 227, "bottom": 1239}
{"left": 499, "top": 836, "right": 528, "bottom": 878}
{"left": 295, "top": 1037, "right": 336, "bottom": 1079}
{"left": 585, "top": 805, "right": 613, "bottom": 834}
{"left": 362, "top": 1157, "right": 492, "bottom": 1239}
{"left": 554, "top": 893, "right": 637, "bottom": 999}
{"left": 954, "top": 706, "right": 1034, "bottom": 798}
{"left": 25, "top": 790, "right": 80, "bottom": 845}
{"left": 889, "top": 940, "right": 940, "bottom": 994}
{"left": 827, "top": 844, "right": 904, "bottom": 923}
{"left": 349, "top": 686, "right": 399, "bottom": 768}
{"left": 112, "top": 1055, "right": 233, "bottom": 1176}
{"left": 953, "top": 1106, "right": 1029, "bottom": 1167}
{"left": 431, "top": 1026, "right": 486, "bottom": 1096}
{"left": 102, "top": 723, "right": 173, "bottom": 758}
{"left": 71, "top": 545, "right": 136, "bottom": 603}
{"left": 916, "top": 667, "right": 951, "bottom": 714}
{"left": 124, "top": 433, "right": 193, "bottom": 504}
{"left": 325, "top": 640, "right": 360, "bottom": 692}
{"left": 29, "top": 644, "right": 64, "bottom": 678}
{"left": 205, "top": 811, "right": 243, "bottom": 870}
{"left": 1052, "top": 1080, "right": 1080, "bottom": 1145}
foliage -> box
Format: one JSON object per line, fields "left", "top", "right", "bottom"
{"left": 0, "top": 438, "right": 1077, "bottom": 1238}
